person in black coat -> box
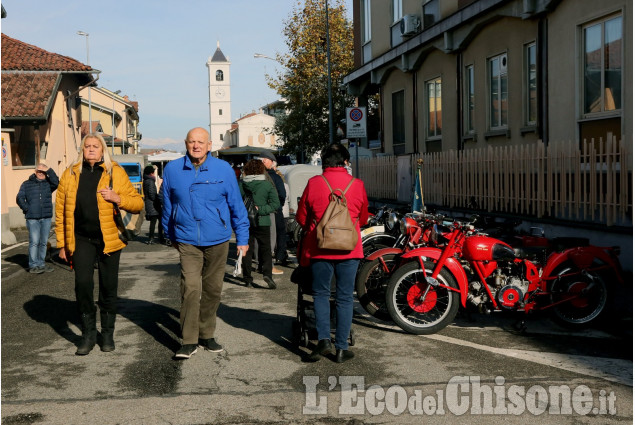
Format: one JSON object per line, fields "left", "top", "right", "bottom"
{"left": 16, "top": 163, "right": 59, "bottom": 273}
{"left": 257, "top": 151, "right": 289, "bottom": 270}
{"left": 142, "top": 165, "right": 164, "bottom": 245}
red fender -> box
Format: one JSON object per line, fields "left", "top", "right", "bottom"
{"left": 542, "top": 246, "right": 623, "bottom": 283}
{"left": 400, "top": 247, "right": 468, "bottom": 307}
{"left": 365, "top": 247, "right": 404, "bottom": 261}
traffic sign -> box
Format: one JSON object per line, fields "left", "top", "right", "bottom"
{"left": 346, "top": 107, "right": 367, "bottom": 138}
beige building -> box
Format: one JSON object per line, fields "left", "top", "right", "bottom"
{"left": 1, "top": 34, "right": 95, "bottom": 242}
{"left": 343, "top": 0, "right": 632, "bottom": 154}
{"left": 227, "top": 111, "right": 277, "bottom": 149}
{"left": 78, "top": 87, "right": 142, "bottom": 155}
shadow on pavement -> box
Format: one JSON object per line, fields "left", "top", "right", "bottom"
{"left": 117, "top": 298, "right": 181, "bottom": 352}
{"left": 23, "top": 295, "right": 81, "bottom": 344}
{"left": 4, "top": 253, "right": 29, "bottom": 269}
{"left": 217, "top": 303, "right": 301, "bottom": 356}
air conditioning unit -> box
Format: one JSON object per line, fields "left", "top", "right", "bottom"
{"left": 400, "top": 14, "right": 421, "bottom": 36}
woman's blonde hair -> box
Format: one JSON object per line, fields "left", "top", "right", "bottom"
{"left": 72, "top": 133, "right": 113, "bottom": 175}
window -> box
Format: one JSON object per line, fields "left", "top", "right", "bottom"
{"left": 426, "top": 77, "right": 442, "bottom": 138}
{"left": 392, "top": 90, "right": 405, "bottom": 155}
{"left": 11, "top": 126, "right": 37, "bottom": 167}
{"left": 361, "top": 0, "right": 372, "bottom": 63}
{"left": 583, "top": 14, "right": 622, "bottom": 114}
{"left": 220, "top": 134, "right": 224, "bottom": 141}
{"left": 489, "top": 53, "right": 508, "bottom": 129}
{"left": 422, "top": 0, "right": 439, "bottom": 28}
{"left": 525, "top": 43, "right": 537, "bottom": 125}
{"left": 392, "top": 0, "right": 402, "bottom": 23}
{"left": 465, "top": 65, "right": 474, "bottom": 133}
{"left": 216, "top": 70, "right": 224, "bottom": 81}
{"left": 219, "top": 109, "right": 223, "bottom": 116}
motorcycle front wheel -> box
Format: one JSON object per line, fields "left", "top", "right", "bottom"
{"left": 355, "top": 254, "right": 398, "bottom": 321}
{"left": 549, "top": 267, "right": 608, "bottom": 328}
{"left": 386, "top": 261, "right": 460, "bottom": 335}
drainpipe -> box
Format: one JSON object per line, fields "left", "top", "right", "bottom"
{"left": 412, "top": 71, "right": 418, "bottom": 154}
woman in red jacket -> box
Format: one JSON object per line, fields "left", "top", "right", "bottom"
{"left": 296, "top": 143, "right": 369, "bottom": 363}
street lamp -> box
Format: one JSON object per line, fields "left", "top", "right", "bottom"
{"left": 111, "top": 90, "right": 121, "bottom": 155}
{"left": 325, "top": 0, "right": 334, "bottom": 144}
{"left": 77, "top": 31, "right": 92, "bottom": 129}
{"left": 254, "top": 53, "right": 305, "bottom": 163}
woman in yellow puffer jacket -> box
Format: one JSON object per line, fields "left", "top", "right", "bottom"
{"left": 55, "top": 133, "right": 143, "bottom": 356}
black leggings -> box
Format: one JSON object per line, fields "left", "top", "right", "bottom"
{"left": 73, "top": 234, "right": 121, "bottom": 315}
{"left": 242, "top": 225, "right": 272, "bottom": 279}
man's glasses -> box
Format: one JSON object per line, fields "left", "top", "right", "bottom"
{"left": 35, "top": 170, "right": 46, "bottom": 174}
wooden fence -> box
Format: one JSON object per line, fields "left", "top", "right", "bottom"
{"left": 355, "top": 135, "right": 632, "bottom": 227}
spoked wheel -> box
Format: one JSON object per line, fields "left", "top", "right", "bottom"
{"left": 549, "top": 267, "right": 608, "bottom": 328}
{"left": 386, "top": 261, "right": 459, "bottom": 335}
{"left": 355, "top": 254, "right": 398, "bottom": 321}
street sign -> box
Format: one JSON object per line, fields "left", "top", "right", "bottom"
{"left": 346, "top": 107, "right": 367, "bottom": 138}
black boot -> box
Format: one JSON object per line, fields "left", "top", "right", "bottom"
{"left": 100, "top": 311, "right": 116, "bottom": 352}
{"left": 76, "top": 313, "right": 97, "bottom": 356}
{"left": 306, "top": 339, "right": 332, "bottom": 362}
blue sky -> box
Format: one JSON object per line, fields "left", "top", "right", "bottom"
{"left": 1, "top": 0, "right": 353, "bottom": 149}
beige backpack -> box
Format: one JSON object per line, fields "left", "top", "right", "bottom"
{"left": 315, "top": 175, "right": 358, "bottom": 251}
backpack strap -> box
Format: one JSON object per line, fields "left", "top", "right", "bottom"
{"left": 320, "top": 174, "right": 355, "bottom": 196}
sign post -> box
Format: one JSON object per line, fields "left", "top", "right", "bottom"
{"left": 346, "top": 107, "right": 367, "bottom": 178}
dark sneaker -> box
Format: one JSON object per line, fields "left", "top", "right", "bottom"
{"left": 198, "top": 338, "right": 224, "bottom": 353}
{"left": 174, "top": 344, "right": 198, "bottom": 359}
{"left": 42, "top": 264, "right": 54, "bottom": 273}
{"left": 29, "top": 267, "right": 44, "bottom": 274}
{"left": 263, "top": 276, "right": 277, "bottom": 289}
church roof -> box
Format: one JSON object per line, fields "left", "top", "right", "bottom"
{"left": 211, "top": 42, "right": 228, "bottom": 62}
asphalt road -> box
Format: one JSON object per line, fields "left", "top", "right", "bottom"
{"left": 1, "top": 225, "right": 632, "bottom": 424}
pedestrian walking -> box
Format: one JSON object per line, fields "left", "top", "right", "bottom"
{"left": 296, "top": 143, "right": 369, "bottom": 363}
{"left": 55, "top": 133, "right": 143, "bottom": 355}
{"left": 239, "top": 159, "right": 280, "bottom": 289}
{"left": 16, "top": 163, "right": 59, "bottom": 273}
{"left": 143, "top": 165, "right": 165, "bottom": 245}
{"left": 258, "top": 151, "right": 288, "bottom": 271}
{"left": 161, "top": 127, "right": 249, "bottom": 359}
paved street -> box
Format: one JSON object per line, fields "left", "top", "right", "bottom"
{"left": 1, "top": 224, "right": 632, "bottom": 424}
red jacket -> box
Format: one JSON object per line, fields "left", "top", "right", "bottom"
{"left": 296, "top": 167, "right": 369, "bottom": 263}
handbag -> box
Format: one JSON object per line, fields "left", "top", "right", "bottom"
{"left": 110, "top": 175, "right": 139, "bottom": 244}
{"left": 243, "top": 191, "right": 258, "bottom": 228}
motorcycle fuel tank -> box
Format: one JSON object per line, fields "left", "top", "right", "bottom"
{"left": 463, "top": 235, "right": 515, "bottom": 262}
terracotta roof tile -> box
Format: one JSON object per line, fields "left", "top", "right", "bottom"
{"left": 1, "top": 33, "right": 92, "bottom": 71}
{"left": 1, "top": 72, "right": 60, "bottom": 119}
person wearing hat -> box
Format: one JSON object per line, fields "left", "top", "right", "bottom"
{"left": 258, "top": 150, "right": 287, "bottom": 274}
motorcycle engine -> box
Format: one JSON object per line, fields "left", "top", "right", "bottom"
{"left": 466, "top": 266, "right": 529, "bottom": 311}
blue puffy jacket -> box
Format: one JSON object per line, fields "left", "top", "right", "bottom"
{"left": 161, "top": 153, "right": 250, "bottom": 247}
{"left": 16, "top": 169, "right": 59, "bottom": 219}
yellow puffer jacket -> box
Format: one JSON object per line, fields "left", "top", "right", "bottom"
{"left": 55, "top": 162, "right": 144, "bottom": 256}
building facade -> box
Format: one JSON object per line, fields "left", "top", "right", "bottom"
{"left": 343, "top": 0, "right": 632, "bottom": 155}
{"left": 227, "top": 111, "right": 277, "bottom": 149}
{"left": 1, "top": 33, "right": 94, "bottom": 241}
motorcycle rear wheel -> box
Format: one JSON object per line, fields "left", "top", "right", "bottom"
{"left": 549, "top": 267, "right": 608, "bottom": 328}
{"left": 386, "top": 261, "right": 460, "bottom": 335}
{"left": 355, "top": 254, "right": 398, "bottom": 321}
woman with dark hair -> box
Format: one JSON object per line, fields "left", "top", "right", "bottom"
{"left": 143, "top": 165, "right": 164, "bottom": 245}
{"left": 239, "top": 159, "right": 280, "bottom": 289}
{"left": 295, "top": 143, "right": 369, "bottom": 363}
{"left": 56, "top": 133, "right": 143, "bottom": 355}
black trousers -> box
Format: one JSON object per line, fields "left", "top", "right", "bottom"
{"left": 148, "top": 216, "right": 164, "bottom": 241}
{"left": 73, "top": 234, "right": 121, "bottom": 315}
{"left": 242, "top": 225, "right": 272, "bottom": 279}
{"left": 274, "top": 209, "right": 288, "bottom": 262}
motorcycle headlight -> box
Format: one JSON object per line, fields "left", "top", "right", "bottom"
{"left": 386, "top": 212, "right": 399, "bottom": 231}
{"left": 399, "top": 217, "right": 410, "bottom": 235}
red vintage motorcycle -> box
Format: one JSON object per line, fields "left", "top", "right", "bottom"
{"left": 385, "top": 215, "right": 623, "bottom": 335}
{"left": 356, "top": 212, "right": 449, "bottom": 320}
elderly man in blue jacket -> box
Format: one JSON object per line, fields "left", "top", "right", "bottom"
{"left": 16, "top": 163, "right": 59, "bottom": 273}
{"left": 162, "top": 127, "right": 250, "bottom": 359}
